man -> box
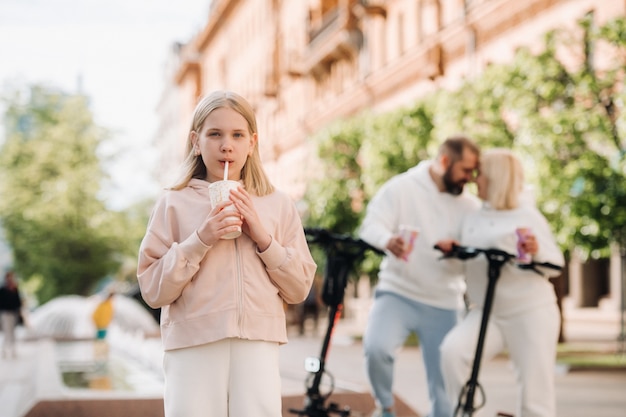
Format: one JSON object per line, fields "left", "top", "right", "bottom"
{"left": 359, "top": 135, "right": 480, "bottom": 417}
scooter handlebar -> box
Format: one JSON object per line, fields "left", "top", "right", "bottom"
{"left": 434, "top": 244, "right": 562, "bottom": 274}
{"left": 304, "top": 227, "right": 384, "bottom": 255}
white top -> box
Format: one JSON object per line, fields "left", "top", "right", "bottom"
{"left": 359, "top": 161, "right": 481, "bottom": 309}
{"left": 460, "top": 203, "right": 564, "bottom": 317}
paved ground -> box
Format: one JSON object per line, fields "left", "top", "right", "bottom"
{"left": 281, "top": 313, "right": 626, "bottom": 417}
{"left": 281, "top": 338, "right": 626, "bottom": 417}
{"left": 1, "top": 308, "right": 625, "bottom": 417}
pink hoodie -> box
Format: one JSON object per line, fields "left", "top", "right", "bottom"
{"left": 137, "top": 179, "right": 316, "bottom": 351}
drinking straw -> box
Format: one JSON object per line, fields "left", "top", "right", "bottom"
{"left": 223, "top": 161, "right": 229, "bottom": 181}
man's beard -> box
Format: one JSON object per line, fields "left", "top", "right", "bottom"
{"left": 443, "top": 169, "right": 465, "bottom": 196}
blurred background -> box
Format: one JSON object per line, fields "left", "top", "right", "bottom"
{"left": 0, "top": 0, "right": 624, "bottom": 344}
{"left": 0, "top": 0, "right": 626, "bottom": 334}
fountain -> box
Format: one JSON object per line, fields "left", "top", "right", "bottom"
{"left": 26, "top": 294, "right": 164, "bottom": 395}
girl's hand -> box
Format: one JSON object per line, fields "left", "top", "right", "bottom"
{"left": 197, "top": 200, "right": 243, "bottom": 246}
{"left": 229, "top": 186, "right": 272, "bottom": 251}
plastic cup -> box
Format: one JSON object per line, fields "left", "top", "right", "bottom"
{"left": 515, "top": 227, "right": 532, "bottom": 263}
{"left": 209, "top": 180, "right": 242, "bottom": 239}
{"left": 399, "top": 224, "right": 420, "bottom": 261}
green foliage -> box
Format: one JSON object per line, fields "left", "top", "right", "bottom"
{"left": 360, "top": 104, "right": 434, "bottom": 197}
{"left": 304, "top": 116, "right": 368, "bottom": 234}
{"left": 433, "top": 65, "right": 516, "bottom": 149}
{"left": 497, "top": 17, "right": 626, "bottom": 257}
{"left": 305, "top": 104, "right": 437, "bottom": 232}
{"left": 0, "top": 85, "right": 147, "bottom": 303}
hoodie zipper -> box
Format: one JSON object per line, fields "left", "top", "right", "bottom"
{"left": 235, "top": 238, "right": 244, "bottom": 334}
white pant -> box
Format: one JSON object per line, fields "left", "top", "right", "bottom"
{"left": 440, "top": 304, "right": 560, "bottom": 417}
{"left": 1, "top": 311, "right": 18, "bottom": 358}
{"left": 163, "top": 338, "right": 282, "bottom": 417}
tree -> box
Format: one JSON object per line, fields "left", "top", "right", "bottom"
{"left": 499, "top": 15, "right": 626, "bottom": 258}
{"left": 304, "top": 115, "right": 370, "bottom": 234}
{"left": 0, "top": 85, "right": 128, "bottom": 303}
{"left": 304, "top": 104, "right": 436, "bottom": 232}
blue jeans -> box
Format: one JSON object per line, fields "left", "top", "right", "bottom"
{"left": 363, "top": 290, "right": 457, "bottom": 417}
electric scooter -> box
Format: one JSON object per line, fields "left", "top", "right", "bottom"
{"left": 434, "top": 244, "right": 562, "bottom": 417}
{"left": 289, "top": 228, "right": 383, "bottom": 417}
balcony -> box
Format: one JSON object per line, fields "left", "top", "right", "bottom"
{"left": 302, "top": 6, "right": 362, "bottom": 77}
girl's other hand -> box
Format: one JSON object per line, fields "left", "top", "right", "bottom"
{"left": 229, "top": 186, "right": 272, "bottom": 251}
{"left": 197, "top": 200, "right": 243, "bottom": 246}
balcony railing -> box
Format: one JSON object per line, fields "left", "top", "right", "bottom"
{"left": 303, "top": 5, "right": 361, "bottom": 76}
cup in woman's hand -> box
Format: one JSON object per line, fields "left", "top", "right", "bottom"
{"left": 515, "top": 227, "right": 532, "bottom": 263}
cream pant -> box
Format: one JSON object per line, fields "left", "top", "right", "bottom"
{"left": 1, "top": 311, "right": 18, "bottom": 358}
{"left": 440, "top": 304, "right": 560, "bottom": 417}
{"left": 163, "top": 338, "right": 281, "bottom": 417}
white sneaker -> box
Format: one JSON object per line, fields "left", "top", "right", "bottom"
{"left": 371, "top": 408, "right": 396, "bottom": 417}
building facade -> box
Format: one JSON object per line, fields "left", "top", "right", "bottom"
{"left": 154, "top": 0, "right": 626, "bottom": 317}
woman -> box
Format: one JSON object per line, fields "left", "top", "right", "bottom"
{"left": 437, "top": 148, "right": 564, "bottom": 417}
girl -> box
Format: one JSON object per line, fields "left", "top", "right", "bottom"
{"left": 137, "top": 90, "right": 316, "bottom": 417}
{"left": 437, "top": 148, "right": 564, "bottom": 417}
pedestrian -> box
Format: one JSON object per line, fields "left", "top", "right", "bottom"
{"left": 0, "top": 269, "right": 23, "bottom": 359}
{"left": 92, "top": 291, "right": 115, "bottom": 340}
{"left": 137, "top": 90, "right": 316, "bottom": 417}
{"left": 297, "top": 277, "right": 322, "bottom": 336}
{"left": 437, "top": 148, "right": 564, "bottom": 417}
{"left": 358, "top": 136, "right": 481, "bottom": 417}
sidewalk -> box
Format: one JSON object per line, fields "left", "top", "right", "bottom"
{"left": 281, "top": 309, "right": 626, "bottom": 417}
{"left": 0, "top": 339, "right": 63, "bottom": 417}
{"left": 0, "top": 308, "right": 625, "bottom": 417}
{"left": 281, "top": 337, "right": 626, "bottom": 417}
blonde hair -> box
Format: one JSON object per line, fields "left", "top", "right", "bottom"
{"left": 480, "top": 148, "right": 524, "bottom": 210}
{"left": 170, "top": 90, "right": 274, "bottom": 196}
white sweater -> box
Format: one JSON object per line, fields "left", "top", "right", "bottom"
{"left": 359, "top": 161, "right": 480, "bottom": 310}
{"left": 460, "top": 204, "right": 564, "bottom": 317}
